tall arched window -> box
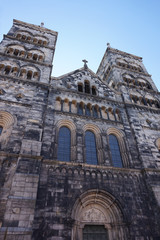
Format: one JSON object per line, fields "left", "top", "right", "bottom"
{"left": 85, "top": 130, "right": 98, "bottom": 165}
{"left": 109, "top": 134, "right": 123, "bottom": 167}
{"left": 57, "top": 126, "right": 71, "bottom": 162}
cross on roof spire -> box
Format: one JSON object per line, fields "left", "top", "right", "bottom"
{"left": 82, "top": 59, "right": 88, "bottom": 68}
{"left": 41, "top": 22, "right": 44, "bottom": 27}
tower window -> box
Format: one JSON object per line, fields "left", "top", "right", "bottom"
{"left": 109, "top": 134, "right": 123, "bottom": 167}
{"left": 57, "top": 126, "right": 71, "bottom": 162}
{"left": 85, "top": 130, "right": 98, "bottom": 165}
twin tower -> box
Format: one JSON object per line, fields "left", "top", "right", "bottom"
{"left": 0, "top": 19, "right": 160, "bottom": 240}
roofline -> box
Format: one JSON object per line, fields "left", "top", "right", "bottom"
{"left": 13, "top": 19, "right": 58, "bottom": 36}
{"left": 97, "top": 46, "right": 143, "bottom": 74}
{"left": 51, "top": 66, "right": 98, "bottom": 80}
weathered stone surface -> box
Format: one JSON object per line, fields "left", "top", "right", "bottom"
{"left": 0, "top": 19, "right": 160, "bottom": 240}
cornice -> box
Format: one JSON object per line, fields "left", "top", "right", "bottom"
{"left": 13, "top": 19, "right": 58, "bottom": 36}
{"left": 107, "top": 47, "right": 142, "bottom": 60}
{"left": 52, "top": 87, "right": 124, "bottom": 106}
{"left": 0, "top": 74, "right": 50, "bottom": 89}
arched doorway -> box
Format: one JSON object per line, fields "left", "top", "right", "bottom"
{"left": 71, "top": 189, "right": 129, "bottom": 240}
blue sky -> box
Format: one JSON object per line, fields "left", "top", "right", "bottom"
{"left": 0, "top": 0, "right": 160, "bottom": 90}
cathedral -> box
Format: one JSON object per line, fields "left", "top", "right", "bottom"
{"left": 0, "top": 19, "right": 160, "bottom": 240}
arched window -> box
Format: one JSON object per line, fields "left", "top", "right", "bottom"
{"left": 0, "top": 125, "right": 3, "bottom": 135}
{"left": 93, "top": 106, "right": 98, "bottom": 118}
{"left": 78, "top": 83, "right": 83, "bottom": 92}
{"left": 109, "top": 134, "right": 123, "bottom": 167}
{"left": 78, "top": 103, "right": 83, "bottom": 115}
{"left": 85, "top": 105, "right": 91, "bottom": 116}
{"left": 27, "top": 71, "right": 32, "bottom": 80}
{"left": 85, "top": 81, "right": 90, "bottom": 94}
{"left": 85, "top": 130, "right": 98, "bottom": 165}
{"left": 57, "top": 126, "right": 71, "bottom": 162}
{"left": 92, "top": 86, "right": 96, "bottom": 95}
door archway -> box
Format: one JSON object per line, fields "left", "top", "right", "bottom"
{"left": 71, "top": 189, "right": 129, "bottom": 240}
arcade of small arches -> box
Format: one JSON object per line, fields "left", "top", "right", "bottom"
{"left": 5, "top": 44, "right": 45, "bottom": 62}
{"left": 55, "top": 97, "right": 121, "bottom": 122}
{"left": 116, "top": 58, "right": 143, "bottom": 73}
{"left": 0, "top": 61, "right": 39, "bottom": 81}
{"left": 123, "top": 74, "right": 152, "bottom": 90}
{"left": 15, "top": 31, "right": 49, "bottom": 46}
{"left": 56, "top": 121, "right": 128, "bottom": 168}
{"left": 130, "top": 95, "right": 160, "bottom": 109}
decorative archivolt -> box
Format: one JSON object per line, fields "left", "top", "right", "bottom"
{"left": 156, "top": 138, "right": 160, "bottom": 151}
{"left": 56, "top": 119, "right": 76, "bottom": 133}
{"left": 0, "top": 111, "right": 15, "bottom": 145}
{"left": 0, "top": 111, "right": 14, "bottom": 129}
{"left": 71, "top": 189, "right": 129, "bottom": 240}
{"left": 5, "top": 44, "right": 45, "bottom": 62}
{"left": 15, "top": 31, "right": 49, "bottom": 46}
{"left": 83, "top": 123, "right": 101, "bottom": 135}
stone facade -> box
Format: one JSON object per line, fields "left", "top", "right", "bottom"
{"left": 0, "top": 20, "right": 160, "bottom": 240}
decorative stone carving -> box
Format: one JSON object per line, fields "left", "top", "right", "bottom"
{"left": 82, "top": 208, "right": 106, "bottom": 222}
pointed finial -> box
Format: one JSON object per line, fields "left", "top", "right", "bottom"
{"left": 41, "top": 22, "right": 44, "bottom": 27}
{"left": 107, "top": 42, "right": 111, "bottom": 48}
{"left": 82, "top": 59, "right": 88, "bottom": 69}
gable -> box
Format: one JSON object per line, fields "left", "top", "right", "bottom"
{"left": 51, "top": 67, "right": 117, "bottom": 100}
